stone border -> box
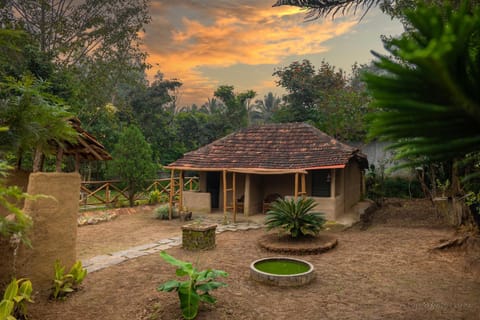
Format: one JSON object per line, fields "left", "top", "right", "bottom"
{"left": 257, "top": 234, "right": 338, "bottom": 255}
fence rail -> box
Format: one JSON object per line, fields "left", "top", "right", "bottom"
{"left": 80, "top": 177, "right": 199, "bottom": 207}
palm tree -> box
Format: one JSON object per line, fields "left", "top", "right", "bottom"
{"left": 252, "top": 92, "right": 282, "bottom": 124}
{"left": 364, "top": 3, "right": 480, "bottom": 165}
{"left": 201, "top": 98, "right": 225, "bottom": 114}
{"left": 272, "top": 0, "right": 382, "bottom": 19}
{"left": 265, "top": 197, "right": 326, "bottom": 238}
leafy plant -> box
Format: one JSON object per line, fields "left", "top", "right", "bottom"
{"left": 0, "top": 278, "right": 33, "bottom": 320}
{"left": 51, "top": 260, "right": 87, "bottom": 300}
{"left": 153, "top": 204, "right": 177, "bottom": 220}
{"left": 157, "top": 251, "right": 228, "bottom": 320}
{"left": 265, "top": 197, "right": 326, "bottom": 238}
{"left": 148, "top": 189, "right": 162, "bottom": 205}
{"left": 0, "top": 161, "right": 33, "bottom": 246}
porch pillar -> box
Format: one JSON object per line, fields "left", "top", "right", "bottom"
{"left": 244, "top": 174, "right": 251, "bottom": 217}
{"left": 222, "top": 170, "right": 227, "bottom": 223}
{"left": 294, "top": 172, "right": 299, "bottom": 200}
{"left": 169, "top": 169, "right": 175, "bottom": 220}
{"left": 232, "top": 172, "right": 237, "bottom": 223}
{"left": 330, "top": 169, "right": 336, "bottom": 198}
{"left": 179, "top": 170, "right": 184, "bottom": 211}
{"left": 301, "top": 173, "right": 306, "bottom": 197}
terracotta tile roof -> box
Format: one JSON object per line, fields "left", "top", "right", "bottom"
{"left": 167, "top": 123, "right": 367, "bottom": 171}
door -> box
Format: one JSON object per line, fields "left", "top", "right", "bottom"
{"left": 206, "top": 171, "right": 220, "bottom": 209}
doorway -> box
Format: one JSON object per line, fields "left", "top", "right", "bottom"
{"left": 206, "top": 171, "right": 220, "bottom": 209}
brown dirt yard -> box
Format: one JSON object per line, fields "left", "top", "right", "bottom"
{"left": 29, "top": 199, "right": 480, "bottom": 320}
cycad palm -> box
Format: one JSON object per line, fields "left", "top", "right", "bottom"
{"left": 265, "top": 197, "right": 326, "bottom": 238}
{"left": 364, "top": 2, "right": 480, "bottom": 165}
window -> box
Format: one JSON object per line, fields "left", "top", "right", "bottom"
{"left": 311, "top": 170, "right": 331, "bottom": 197}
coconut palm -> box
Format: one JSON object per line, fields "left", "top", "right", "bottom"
{"left": 252, "top": 92, "right": 282, "bottom": 124}
{"left": 265, "top": 197, "right": 326, "bottom": 238}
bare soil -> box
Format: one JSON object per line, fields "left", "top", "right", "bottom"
{"left": 29, "top": 199, "right": 480, "bottom": 320}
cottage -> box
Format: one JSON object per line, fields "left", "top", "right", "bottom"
{"left": 166, "top": 122, "right": 368, "bottom": 221}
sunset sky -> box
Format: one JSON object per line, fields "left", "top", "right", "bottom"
{"left": 142, "top": 1, "right": 404, "bottom": 107}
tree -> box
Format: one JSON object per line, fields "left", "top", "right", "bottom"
{"left": 0, "top": 1, "right": 152, "bottom": 149}
{"left": 213, "top": 85, "right": 256, "bottom": 131}
{"left": 107, "top": 125, "right": 156, "bottom": 207}
{"left": 1, "top": 0, "right": 150, "bottom": 67}
{"left": 272, "top": 0, "right": 383, "bottom": 19}
{"left": 128, "top": 72, "right": 183, "bottom": 164}
{"left": 272, "top": 0, "right": 480, "bottom": 21}
{"left": 0, "top": 76, "right": 77, "bottom": 171}
{"left": 273, "top": 59, "right": 371, "bottom": 141}
{"left": 364, "top": 2, "right": 480, "bottom": 166}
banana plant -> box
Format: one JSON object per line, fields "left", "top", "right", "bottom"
{"left": 157, "top": 252, "right": 228, "bottom": 320}
{"left": 0, "top": 278, "right": 33, "bottom": 320}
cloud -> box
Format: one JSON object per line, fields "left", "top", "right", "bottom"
{"left": 144, "top": 0, "right": 357, "bottom": 106}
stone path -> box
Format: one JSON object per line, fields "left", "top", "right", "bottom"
{"left": 82, "top": 222, "right": 263, "bottom": 273}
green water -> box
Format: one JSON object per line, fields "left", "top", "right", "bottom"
{"left": 254, "top": 259, "right": 310, "bottom": 275}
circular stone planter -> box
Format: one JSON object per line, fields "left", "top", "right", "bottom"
{"left": 250, "top": 257, "right": 315, "bottom": 286}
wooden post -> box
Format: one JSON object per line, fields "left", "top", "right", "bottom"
{"left": 330, "top": 169, "right": 335, "bottom": 199}
{"left": 294, "top": 173, "right": 299, "bottom": 200}
{"left": 55, "top": 147, "right": 63, "bottom": 172}
{"left": 106, "top": 183, "right": 110, "bottom": 204}
{"left": 169, "top": 169, "right": 175, "bottom": 220}
{"left": 301, "top": 173, "right": 306, "bottom": 197}
{"left": 244, "top": 174, "right": 251, "bottom": 216}
{"left": 232, "top": 172, "right": 237, "bottom": 223}
{"left": 179, "top": 170, "right": 184, "bottom": 212}
{"left": 223, "top": 170, "right": 227, "bottom": 224}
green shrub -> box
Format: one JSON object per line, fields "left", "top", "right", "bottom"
{"left": 51, "top": 260, "right": 87, "bottom": 300}
{"left": 157, "top": 252, "right": 228, "bottom": 320}
{"left": 265, "top": 197, "right": 326, "bottom": 238}
{"left": 154, "top": 204, "right": 177, "bottom": 220}
{"left": 148, "top": 189, "right": 162, "bottom": 204}
{"left": 0, "top": 278, "right": 33, "bottom": 320}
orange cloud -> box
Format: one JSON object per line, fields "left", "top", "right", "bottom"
{"left": 144, "top": 2, "right": 357, "bottom": 106}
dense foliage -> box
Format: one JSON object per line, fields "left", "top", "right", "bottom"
{"left": 365, "top": 2, "right": 480, "bottom": 165}
{"left": 273, "top": 60, "right": 372, "bottom": 141}
{"left": 0, "top": 160, "right": 32, "bottom": 245}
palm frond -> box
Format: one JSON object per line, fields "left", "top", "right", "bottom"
{"left": 272, "top": 0, "right": 382, "bottom": 20}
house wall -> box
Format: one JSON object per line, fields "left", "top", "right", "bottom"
{"left": 344, "top": 160, "right": 362, "bottom": 211}
{"left": 309, "top": 197, "right": 337, "bottom": 221}
{"left": 0, "top": 172, "right": 80, "bottom": 292}
{"left": 199, "top": 172, "right": 207, "bottom": 192}
{"left": 183, "top": 191, "right": 211, "bottom": 213}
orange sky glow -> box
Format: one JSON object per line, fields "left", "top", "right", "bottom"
{"left": 142, "top": 1, "right": 403, "bottom": 107}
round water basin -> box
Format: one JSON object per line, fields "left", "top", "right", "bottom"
{"left": 250, "top": 257, "right": 315, "bottom": 286}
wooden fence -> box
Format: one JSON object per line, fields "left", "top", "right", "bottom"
{"left": 80, "top": 177, "right": 199, "bottom": 207}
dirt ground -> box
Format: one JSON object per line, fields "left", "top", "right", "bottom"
{"left": 29, "top": 199, "right": 480, "bottom": 320}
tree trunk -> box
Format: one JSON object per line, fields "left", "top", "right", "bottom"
{"left": 33, "top": 146, "right": 44, "bottom": 172}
